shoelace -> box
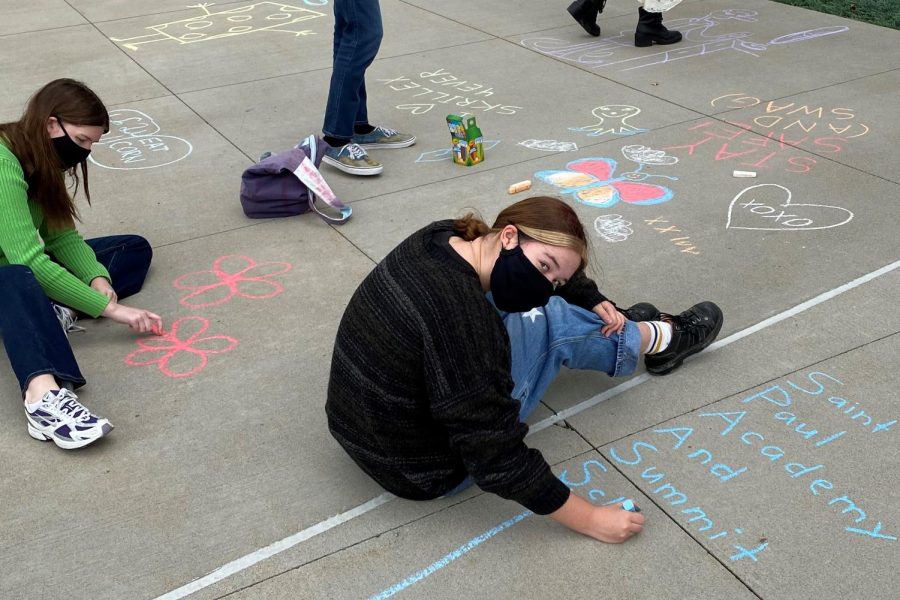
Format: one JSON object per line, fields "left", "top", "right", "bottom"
{"left": 56, "top": 392, "right": 92, "bottom": 423}
{"left": 344, "top": 143, "right": 368, "bottom": 160}
{"left": 53, "top": 304, "right": 86, "bottom": 334}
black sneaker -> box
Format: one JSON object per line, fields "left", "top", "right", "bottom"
{"left": 644, "top": 301, "right": 723, "bottom": 375}
{"left": 619, "top": 302, "right": 660, "bottom": 322}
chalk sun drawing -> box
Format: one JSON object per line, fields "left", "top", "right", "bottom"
{"left": 570, "top": 105, "right": 647, "bottom": 137}
{"left": 726, "top": 184, "right": 854, "bottom": 231}
{"left": 535, "top": 157, "right": 676, "bottom": 208}
{"left": 173, "top": 255, "right": 293, "bottom": 308}
{"left": 621, "top": 144, "right": 678, "bottom": 166}
{"left": 518, "top": 139, "right": 578, "bottom": 152}
{"left": 594, "top": 214, "right": 634, "bottom": 242}
{"left": 125, "top": 316, "right": 239, "bottom": 379}
{"left": 89, "top": 109, "right": 192, "bottom": 170}
{"left": 415, "top": 140, "right": 501, "bottom": 163}
{"left": 110, "top": 2, "right": 326, "bottom": 51}
{"left": 520, "top": 10, "right": 847, "bottom": 72}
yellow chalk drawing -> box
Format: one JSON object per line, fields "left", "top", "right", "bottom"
{"left": 110, "top": 2, "right": 326, "bottom": 51}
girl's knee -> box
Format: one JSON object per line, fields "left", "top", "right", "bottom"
{"left": 0, "top": 264, "right": 37, "bottom": 285}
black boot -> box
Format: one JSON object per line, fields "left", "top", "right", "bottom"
{"left": 644, "top": 302, "right": 723, "bottom": 375}
{"left": 568, "top": 0, "right": 604, "bottom": 37}
{"left": 634, "top": 7, "right": 682, "bottom": 47}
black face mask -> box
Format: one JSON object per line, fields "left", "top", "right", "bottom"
{"left": 52, "top": 119, "right": 91, "bottom": 169}
{"left": 490, "top": 245, "right": 554, "bottom": 312}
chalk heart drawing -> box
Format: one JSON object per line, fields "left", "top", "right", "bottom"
{"left": 593, "top": 214, "right": 634, "bottom": 242}
{"left": 109, "top": 2, "right": 326, "bottom": 51}
{"left": 89, "top": 109, "right": 192, "bottom": 170}
{"left": 173, "top": 254, "right": 293, "bottom": 308}
{"left": 518, "top": 139, "right": 578, "bottom": 152}
{"left": 535, "top": 157, "right": 675, "bottom": 208}
{"left": 125, "top": 316, "right": 239, "bottom": 379}
{"left": 726, "top": 184, "right": 854, "bottom": 231}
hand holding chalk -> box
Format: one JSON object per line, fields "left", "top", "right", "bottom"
{"left": 508, "top": 180, "right": 532, "bottom": 194}
{"left": 622, "top": 499, "right": 641, "bottom": 513}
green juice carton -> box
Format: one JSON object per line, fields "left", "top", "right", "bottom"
{"left": 446, "top": 114, "right": 485, "bottom": 166}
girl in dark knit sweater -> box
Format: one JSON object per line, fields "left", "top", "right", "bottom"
{"left": 327, "top": 196, "right": 721, "bottom": 543}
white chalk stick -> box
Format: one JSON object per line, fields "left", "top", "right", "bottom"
{"left": 732, "top": 170, "right": 757, "bottom": 178}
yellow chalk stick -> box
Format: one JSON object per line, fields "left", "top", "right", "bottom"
{"left": 508, "top": 180, "right": 532, "bottom": 194}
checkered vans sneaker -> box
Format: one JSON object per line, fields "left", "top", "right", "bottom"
{"left": 53, "top": 304, "right": 85, "bottom": 337}
{"left": 351, "top": 126, "right": 416, "bottom": 149}
{"left": 321, "top": 142, "right": 383, "bottom": 176}
{"left": 26, "top": 389, "right": 113, "bottom": 449}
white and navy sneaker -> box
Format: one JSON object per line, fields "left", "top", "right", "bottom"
{"left": 53, "top": 304, "right": 85, "bottom": 337}
{"left": 25, "top": 389, "right": 113, "bottom": 449}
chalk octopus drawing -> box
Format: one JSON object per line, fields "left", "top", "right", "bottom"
{"left": 621, "top": 144, "right": 678, "bottom": 166}
{"left": 593, "top": 214, "right": 634, "bottom": 242}
{"left": 89, "top": 109, "right": 192, "bottom": 170}
{"left": 535, "top": 158, "right": 676, "bottom": 208}
{"left": 570, "top": 105, "right": 647, "bottom": 137}
{"left": 173, "top": 255, "right": 293, "bottom": 308}
{"left": 110, "top": 2, "right": 326, "bottom": 51}
{"left": 726, "top": 184, "right": 854, "bottom": 231}
{"left": 125, "top": 316, "right": 239, "bottom": 379}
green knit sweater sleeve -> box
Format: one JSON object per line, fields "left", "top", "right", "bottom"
{"left": 0, "top": 148, "right": 110, "bottom": 317}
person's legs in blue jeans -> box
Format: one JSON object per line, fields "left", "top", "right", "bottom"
{"left": 322, "top": 0, "right": 383, "bottom": 140}
{"left": 85, "top": 234, "right": 152, "bottom": 300}
{"left": 0, "top": 265, "right": 85, "bottom": 397}
{"left": 445, "top": 296, "right": 641, "bottom": 496}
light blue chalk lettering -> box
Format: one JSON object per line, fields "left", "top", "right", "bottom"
{"left": 809, "top": 479, "right": 833, "bottom": 495}
{"left": 641, "top": 467, "right": 665, "bottom": 485}
{"left": 784, "top": 462, "right": 823, "bottom": 478}
{"left": 368, "top": 510, "right": 531, "bottom": 600}
{"left": 850, "top": 410, "right": 872, "bottom": 426}
{"left": 787, "top": 371, "right": 842, "bottom": 395}
{"left": 687, "top": 448, "right": 713, "bottom": 464}
{"left": 730, "top": 542, "right": 768, "bottom": 562}
{"left": 741, "top": 431, "right": 764, "bottom": 445}
{"left": 655, "top": 483, "right": 688, "bottom": 505}
{"left": 654, "top": 427, "right": 694, "bottom": 449}
{"left": 794, "top": 422, "right": 818, "bottom": 439}
{"left": 843, "top": 402, "right": 860, "bottom": 414}
{"left": 815, "top": 431, "right": 845, "bottom": 447}
{"left": 559, "top": 459, "right": 607, "bottom": 488}
{"left": 827, "top": 396, "right": 848, "bottom": 409}
{"left": 682, "top": 507, "right": 713, "bottom": 531}
{"left": 698, "top": 410, "right": 747, "bottom": 435}
{"left": 828, "top": 495, "right": 866, "bottom": 523}
{"left": 707, "top": 530, "right": 728, "bottom": 540}
{"left": 845, "top": 522, "right": 898, "bottom": 542}
{"left": 774, "top": 411, "right": 796, "bottom": 425}
{"left": 609, "top": 441, "right": 658, "bottom": 466}
{"left": 588, "top": 488, "right": 606, "bottom": 502}
{"left": 872, "top": 420, "right": 896, "bottom": 433}
{"left": 760, "top": 445, "right": 785, "bottom": 460}
{"left": 741, "top": 385, "right": 791, "bottom": 407}
{"left": 602, "top": 496, "right": 627, "bottom": 506}
{"left": 711, "top": 464, "right": 747, "bottom": 482}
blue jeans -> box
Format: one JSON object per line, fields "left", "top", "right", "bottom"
{"left": 446, "top": 295, "right": 642, "bottom": 495}
{"left": 322, "top": 0, "right": 383, "bottom": 140}
{"left": 0, "top": 235, "right": 152, "bottom": 396}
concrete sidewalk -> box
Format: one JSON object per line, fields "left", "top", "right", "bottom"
{"left": 0, "top": 1, "right": 897, "bottom": 599}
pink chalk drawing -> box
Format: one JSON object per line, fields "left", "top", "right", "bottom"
{"left": 173, "top": 255, "right": 293, "bottom": 308}
{"left": 125, "top": 316, "right": 239, "bottom": 379}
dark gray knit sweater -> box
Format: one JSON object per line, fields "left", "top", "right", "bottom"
{"left": 326, "top": 221, "right": 608, "bottom": 515}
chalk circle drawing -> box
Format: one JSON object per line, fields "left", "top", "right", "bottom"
{"left": 520, "top": 10, "right": 847, "bottom": 72}
{"left": 518, "top": 139, "right": 578, "bottom": 152}
{"left": 415, "top": 140, "right": 501, "bottom": 163}
{"left": 594, "top": 214, "right": 634, "bottom": 242}
{"left": 125, "top": 316, "right": 239, "bottom": 379}
{"left": 109, "top": 2, "right": 326, "bottom": 51}
{"left": 726, "top": 184, "right": 854, "bottom": 231}
{"left": 173, "top": 255, "right": 293, "bottom": 308}
{"left": 621, "top": 144, "right": 678, "bottom": 166}
{"left": 535, "top": 157, "right": 676, "bottom": 208}
{"left": 570, "top": 105, "right": 647, "bottom": 137}
{"left": 89, "top": 109, "right": 192, "bottom": 170}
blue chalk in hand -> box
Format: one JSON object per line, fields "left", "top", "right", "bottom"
{"left": 622, "top": 499, "right": 641, "bottom": 512}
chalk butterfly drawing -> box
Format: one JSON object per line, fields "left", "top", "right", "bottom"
{"left": 534, "top": 158, "right": 675, "bottom": 208}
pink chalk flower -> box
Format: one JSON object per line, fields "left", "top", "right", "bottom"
{"left": 125, "top": 316, "right": 239, "bottom": 378}
{"left": 173, "top": 254, "right": 293, "bottom": 308}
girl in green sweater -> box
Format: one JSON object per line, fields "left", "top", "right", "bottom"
{"left": 0, "top": 79, "right": 163, "bottom": 450}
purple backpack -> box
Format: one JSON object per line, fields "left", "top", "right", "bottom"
{"left": 240, "top": 135, "right": 351, "bottom": 224}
